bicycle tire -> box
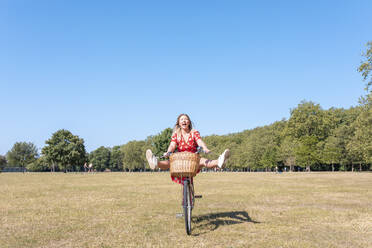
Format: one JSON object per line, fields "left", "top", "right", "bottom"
{"left": 183, "top": 179, "right": 192, "bottom": 235}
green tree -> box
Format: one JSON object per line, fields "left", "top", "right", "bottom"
{"left": 358, "top": 41, "right": 372, "bottom": 91}
{"left": 245, "top": 129, "right": 264, "bottom": 171}
{"left": 121, "top": 141, "right": 146, "bottom": 171}
{"left": 89, "top": 146, "right": 111, "bottom": 171}
{"left": 358, "top": 95, "right": 372, "bottom": 164}
{"left": 0, "top": 155, "right": 7, "bottom": 171}
{"left": 151, "top": 128, "right": 173, "bottom": 157}
{"left": 27, "top": 156, "right": 50, "bottom": 172}
{"left": 346, "top": 138, "right": 364, "bottom": 172}
{"left": 322, "top": 135, "right": 342, "bottom": 171}
{"left": 259, "top": 121, "right": 285, "bottom": 171}
{"left": 286, "top": 101, "right": 330, "bottom": 141}
{"left": 295, "top": 136, "right": 320, "bottom": 172}
{"left": 284, "top": 101, "right": 333, "bottom": 171}
{"left": 110, "top": 145, "right": 123, "bottom": 171}
{"left": 250, "top": 123, "right": 283, "bottom": 171}
{"left": 6, "top": 142, "right": 38, "bottom": 168}
{"left": 347, "top": 93, "right": 372, "bottom": 170}
{"left": 42, "top": 129, "right": 86, "bottom": 172}
{"left": 260, "top": 148, "right": 278, "bottom": 171}
{"left": 328, "top": 107, "right": 361, "bottom": 170}
{"left": 223, "top": 133, "right": 247, "bottom": 171}
{"left": 279, "top": 137, "right": 297, "bottom": 171}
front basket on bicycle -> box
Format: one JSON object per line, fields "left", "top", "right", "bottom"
{"left": 169, "top": 152, "right": 200, "bottom": 177}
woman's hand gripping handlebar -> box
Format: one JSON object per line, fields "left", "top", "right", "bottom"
{"left": 161, "top": 152, "right": 173, "bottom": 159}
{"left": 198, "top": 147, "right": 211, "bottom": 154}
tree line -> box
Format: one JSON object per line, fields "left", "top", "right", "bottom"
{"left": 1, "top": 42, "right": 371, "bottom": 172}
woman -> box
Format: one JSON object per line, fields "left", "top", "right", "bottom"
{"left": 146, "top": 114, "right": 230, "bottom": 183}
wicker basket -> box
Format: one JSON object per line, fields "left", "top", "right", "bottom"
{"left": 169, "top": 152, "right": 200, "bottom": 177}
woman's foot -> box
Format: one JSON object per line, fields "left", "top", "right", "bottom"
{"left": 218, "top": 149, "right": 230, "bottom": 169}
{"left": 146, "top": 149, "right": 158, "bottom": 170}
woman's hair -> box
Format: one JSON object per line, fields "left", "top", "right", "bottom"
{"left": 173, "top": 113, "right": 194, "bottom": 138}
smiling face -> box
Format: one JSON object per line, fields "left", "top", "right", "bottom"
{"left": 178, "top": 115, "right": 191, "bottom": 131}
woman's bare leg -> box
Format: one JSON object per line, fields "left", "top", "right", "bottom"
{"left": 198, "top": 149, "right": 230, "bottom": 170}
{"left": 199, "top": 158, "right": 218, "bottom": 169}
{"left": 158, "top": 160, "right": 170, "bottom": 170}
{"left": 146, "top": 149, "right": 170, "bottom": 170}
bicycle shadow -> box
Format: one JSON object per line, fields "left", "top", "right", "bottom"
{"left": 191, "top": 211, "right": 260, "bottom": 236}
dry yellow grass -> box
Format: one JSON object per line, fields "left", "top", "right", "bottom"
{"left": 1, "top": 172, "right": 371, "bottom": 248}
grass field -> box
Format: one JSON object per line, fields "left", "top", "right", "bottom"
{"left": 1, "top": 172, "right": 371, "bottom": 248}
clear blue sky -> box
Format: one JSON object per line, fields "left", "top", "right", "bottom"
{"left": 1, "top": 0, "right": 371, "bottom": 155}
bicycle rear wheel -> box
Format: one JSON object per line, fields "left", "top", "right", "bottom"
{"left": 183, "top": 179, "right": 192, "bottom": 235}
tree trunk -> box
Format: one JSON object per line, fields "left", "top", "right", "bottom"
{"left": 359, "top": 162, "right": 362, "bottom": 172}
{"left": 290, "top": 165, "right": 294, "bottom": 172}
{"left": 332, "top": 162, "right": 334, "bottom": 172}
{"left": 306, "top": 165, "right": 311, "bottom": 172}
{"left": 352, "top": 164, "right": 354, "bottom": 172}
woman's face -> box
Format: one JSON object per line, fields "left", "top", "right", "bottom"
{"left": 179, "top": 115, "right": 190, "bottom": 131}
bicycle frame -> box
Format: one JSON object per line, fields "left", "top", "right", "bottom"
{"left": 182, "top": 177, "right": 195, "bottom": 207}
{"left": 182, "top": 177, "right": 194, "bottom": 235}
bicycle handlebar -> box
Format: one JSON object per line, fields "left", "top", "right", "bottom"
{"left": 160, "top": 147, "right": 209, "bottom": 159}
{"left": 160, "top": 152, "right": 172, "bottom": 159}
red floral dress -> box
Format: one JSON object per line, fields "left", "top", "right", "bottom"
{"left": 170, "top": 130, "right": 201, "bottom": 184}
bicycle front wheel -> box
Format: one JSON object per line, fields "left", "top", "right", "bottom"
{"left": 183, "top": 179, "right": 192, "bottom": 235}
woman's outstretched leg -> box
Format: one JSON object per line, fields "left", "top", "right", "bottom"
{"left": 199, "top": 149, "right": 230, "bottom": 170}
{"left": 158, "top": 160, "right": 170, "bottom": 170}
{"left": 146, "top": 149, "right": 170, "bottom": 170}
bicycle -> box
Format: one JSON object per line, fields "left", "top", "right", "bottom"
{"left": 162, "top": 147, "right": 204, "bottom": 235}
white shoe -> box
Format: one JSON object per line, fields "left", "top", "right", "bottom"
{"left": 146, "top": 149, "right": 158, "bottom": 170}
{"left": 218, "top": 149, "right": 230, "bottom": 169}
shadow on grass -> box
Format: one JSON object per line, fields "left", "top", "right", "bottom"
{"left": 191, "top": 211, "right": 260, "bottom": 236}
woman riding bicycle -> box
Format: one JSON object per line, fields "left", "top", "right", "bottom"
{"left": 146, "top": 113, "right": 230, "bottom": 183}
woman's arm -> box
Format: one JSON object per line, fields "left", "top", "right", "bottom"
{"left": 196, "top": 139, "right": 211, "bottom": 154}
{"left": 167, "top": 141, "right": 177, "bottom": 153}
{"left": 164, "top": 132, "right": 178, "bottom": 156}
{"left": 163, "top": 141, "right": 177, "bottom": 157}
